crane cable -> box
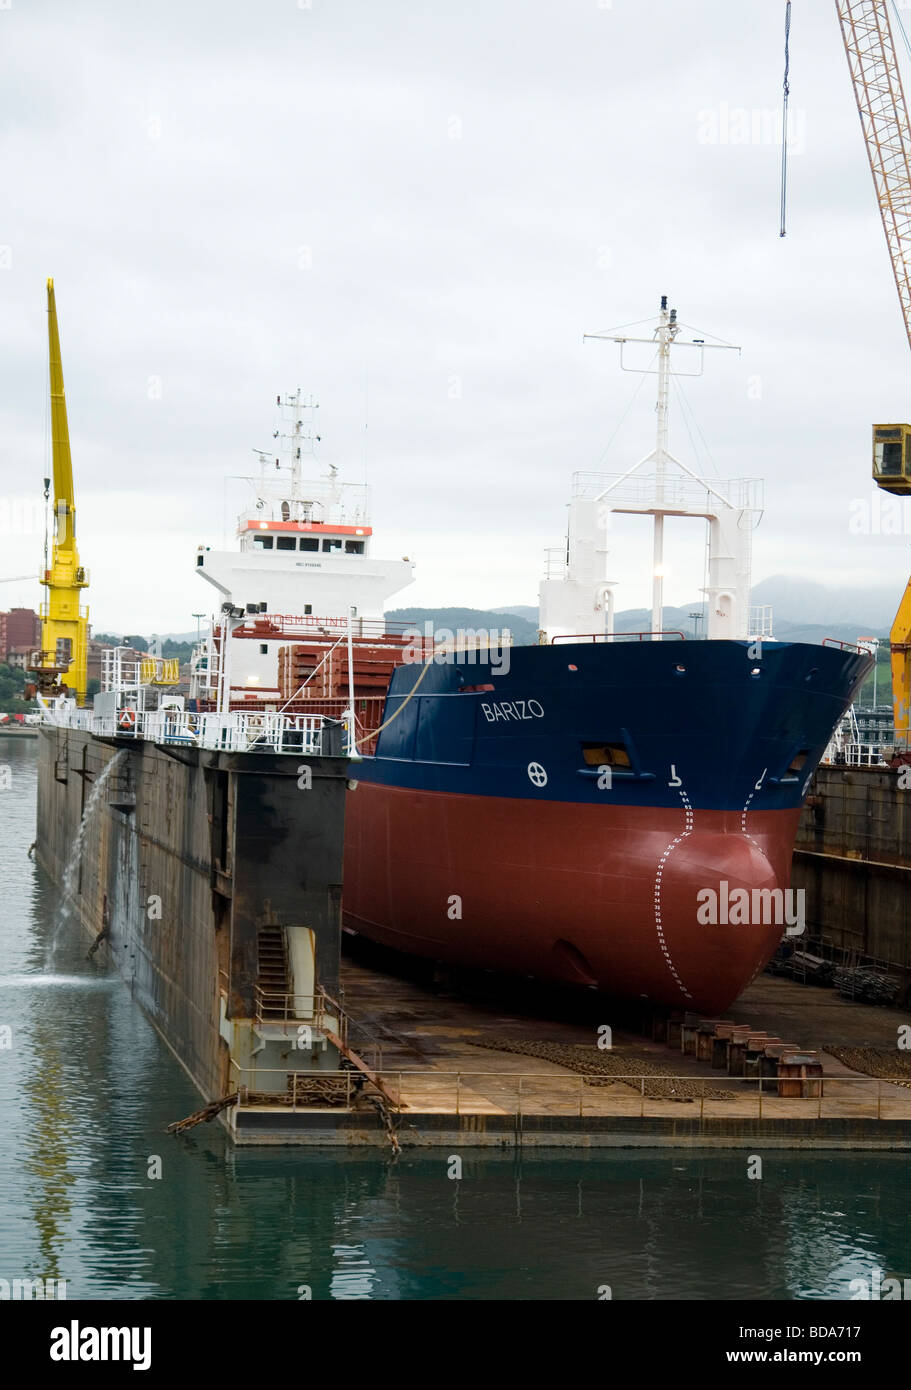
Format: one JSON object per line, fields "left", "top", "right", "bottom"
{"left": 892, "top": 0, "right": 911, "bottom": 63}
{"left": 779, "top": 0, "right": 792, "bottom": 238}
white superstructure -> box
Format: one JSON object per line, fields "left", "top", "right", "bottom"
{"left": 193, "top": 391, "right": 415, "bottom": 696}
{"left": 539, "top": 298, "right": 768, "bottom": 643}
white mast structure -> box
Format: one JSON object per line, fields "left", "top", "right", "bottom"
{"left": 539, "top": 296, "right": 768, "bottom": 643}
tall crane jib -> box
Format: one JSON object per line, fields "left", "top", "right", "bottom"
{"left": 32, "top": 279, "right": 89, "bottom": 705}
{"left": 836, "top": 0, "right": 911, "bottom": 754}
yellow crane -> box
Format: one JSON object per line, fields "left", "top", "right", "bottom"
{"left": 31, "top": 279, "right": 89, "bottom": 704}
{"left": 838, "top": 0, "right": 911, "bottom": 753}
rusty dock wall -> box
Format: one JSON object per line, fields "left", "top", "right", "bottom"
{"left": 35, "top": 726, "right": 349, "bottom": 1109}
{"left": 794, "top": 764, "right": 911, "bottom": 985}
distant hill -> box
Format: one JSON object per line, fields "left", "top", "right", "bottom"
{"left": 750, "top": 577, "right": 898, "bottom": 631}
{"left": 491, "top": 605, "right": 539, "bottom": 623}
{"left": 603, "top": 604, "right": 890, "bottom": 646}
{"left": 101, "top": 577, "right": 897, "bottom": 653}
{"left": 387, "top": 596, "right": 890, "bottom": 649}
{"left": 386, "top": 606, "right": 540, "bottom": 646}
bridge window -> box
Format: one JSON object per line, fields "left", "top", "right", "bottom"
{"left": 345, "top": 540, "right": 365, "bottom": 554}
{"left": 276, "top": 536, "right": 296, "bottom": 551}
{"left": 299, "top": 537, "right": 319, "bottom": 551}
{"left": 252, "top": 535, "right": 274, "bottom": 550}
{"left": 322, "top": 538, "right": 343, "bottom": 552}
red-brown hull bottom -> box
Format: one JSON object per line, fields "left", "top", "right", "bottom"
{"left": 342, "top": 783, "right": 803, "bottom": 1013}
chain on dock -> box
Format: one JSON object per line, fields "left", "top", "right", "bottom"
{"left": 469, "top": 1037, "right": 736, "bottom": 1102}
{"left": 824, "top": 1047, "right": 911, "bottom": 1090}
{"left": 361, "top": 1092, "right": 401, "bottom": 1153}
{"left": 166, "top": 1093, "right": 239, "bottom": 1134}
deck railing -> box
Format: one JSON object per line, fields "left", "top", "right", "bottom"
{"left": 222, "top": 1067, "right": 911, "bottom": 1121}
{"left": 40, "top": 702, "right": 337, "bottom": 756}
{"left": 552, "top": 630, "right": 686, "bottom": 644}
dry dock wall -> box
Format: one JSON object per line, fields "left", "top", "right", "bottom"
{"left": 35, "top": 727, "right": 348, "bottom": 1107}
{"left": 794, "top": 765, "right": 911, "bottom": 979}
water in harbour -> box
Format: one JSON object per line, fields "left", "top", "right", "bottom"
{"left": 2, "top": 736, "right": 911, "bottom": 1300}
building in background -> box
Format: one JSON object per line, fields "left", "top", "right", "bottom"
{"left": 0, "top": 609, "right": 40, "bottom": 664}
{"left": 6, "top": 646, "right": 36, "bottom": 671}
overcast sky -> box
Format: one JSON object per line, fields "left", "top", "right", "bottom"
{"left": 3, "top": 0, "right": 911, "bottom": 635}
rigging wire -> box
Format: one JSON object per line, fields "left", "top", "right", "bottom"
{"left": 780, "top": 0, "right": 792, "bottom": 237}
{"left": 891, "top": 0, "right": 911, "bottom": 63}
{"left": 591, "top": 349, "right": 659, "bottom": 470}
{"left": 671, "top": 374, "right": 707, "bottom": 477}
{"left": 584, "top": 314, "right": 661, "bottom": 339}
{"left": 671, "top": 373, "right": 720, "bottom": 479}
{"left": 674, "top": 321, "right": 738, "bottom": 348}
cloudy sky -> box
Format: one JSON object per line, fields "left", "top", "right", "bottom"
{"left": 2, "top": 0, "right": 911, "bottom": 635}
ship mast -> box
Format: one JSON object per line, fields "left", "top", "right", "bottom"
{"left": 584, "top": 295, "right": 740, "bottom": 636}
{"left": 651, "top": 298, "right": 679, "bottom": 634}
{"left": 276, "top": 389, "right": 322, "bottom": 507}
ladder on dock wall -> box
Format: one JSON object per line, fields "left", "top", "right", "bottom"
{"left": 256, "top": 925, "right": 292, "bottom": 1018}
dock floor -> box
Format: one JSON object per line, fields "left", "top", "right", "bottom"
{"left": 230, "top": 942, "right": 911, "bottom": 1147}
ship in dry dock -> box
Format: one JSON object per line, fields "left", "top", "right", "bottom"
{"left": 25, "top": 280, "right": 903, "bottom": 1150}
{"left": 187, "top": 297, "right": 871, "bottom": 1016}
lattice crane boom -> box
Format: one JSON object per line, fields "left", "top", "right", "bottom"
{"left": 837, "top": 1, "right": 911, "bottom": 751}
{"left": 838, "top": 0, "right": 911, "bottom": 352}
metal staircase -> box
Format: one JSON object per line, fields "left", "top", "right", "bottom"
{"left": 256, "top": 925, "right": 291, "bottom": 1019}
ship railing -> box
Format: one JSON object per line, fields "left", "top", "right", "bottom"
{"left": 233, "top": 613, "right": 423, "bottom": 642}
{"left": 571, "top": 470, "right": 764, "bottom": 514}
{"left": 748, "top": 605, "right": 774, "bottom": 639}
{"left": 101, "top": 649, "right": 144, "bottom": 693}
{"left": 841, "top": 742, "right": 890, "bottom": 768}
{"left": 220, "top": 1068, "right": 911, "bottom": 1120}
{"left": 542, "top": 546, "right": 568, "bottom": 581}
{"left": 253, "top": 988, "right": 340, "bottom": 1031}
{"left": 196, "top": 710, "right": 326, "bottom": 754}
{"left": 235, "top": 479, "right": 369, "bottom": 527}
{"left": 44, "top": 703, "right": 333, "bottom": 755}
{"left": 821, "top": 637, "right": 868, "bottom": 654}
{"left": 551, "top": 630, "right": 686, "bottom": 644}
{"left": 46, "top": 706, "right": 94, "bottom": 731}
{"left": 247, "top": 990, "right": 382, "bottom": 1070}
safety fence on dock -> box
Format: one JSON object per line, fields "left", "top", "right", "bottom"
{"left": 250, "top": 990, "right": 383, "bottom": 1068}
{"left": 41, "top": 706, "right": 336, "bottom": 756}
{"left": 224, "top": 1067, "right": 911, "bottom": 1121}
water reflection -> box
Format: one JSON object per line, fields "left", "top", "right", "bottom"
{"left": 2, "top": 739, "right": 911, "bottom": 1300}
